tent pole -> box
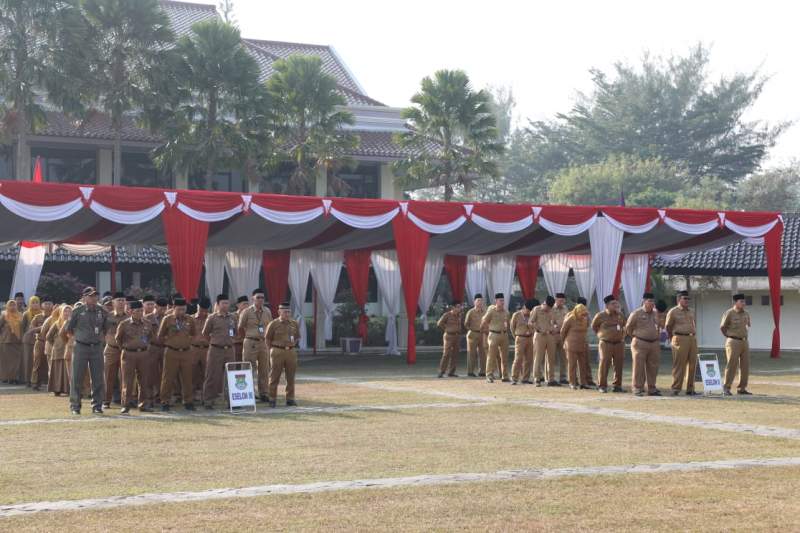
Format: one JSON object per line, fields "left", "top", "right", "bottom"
{"left": 312, "top": 285, "right": 317, "bottom": 356}
{"left": 111, "top": 246, "right": 117, "bottom": 293}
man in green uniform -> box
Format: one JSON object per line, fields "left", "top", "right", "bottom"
{"left": 66, "top": 287, "right": 109, "bottom": 415}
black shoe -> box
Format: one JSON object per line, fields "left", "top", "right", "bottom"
{"left": 586, "top": 381, "right": 597, "bottom": 387}
{"left": 161, "top": 404, "right": 170, "bottom": 412}
{"left": 71, "top": 409, "right": 81, "bottom": 416}
{"left": 559, "top": 378, "right": 569, "bottom": 385}
{"left": 486, "top": 376, "right": 494, "bottom": 383}
{"left": 437, "top": 373, "right": 444, "bottom": 379}
{"left": 598, "top": 387, "right": 608, "bottom": 393}
{"left": 501, "top": 378, "right": 511, "bottom": 383}
{"left": 448, "top": 373, "right": 459, "bottom": 378}
{"left": 612, "top": 386, "right": 624, "bottom": 393}
{"left": 579, "top": 385, "right": 592, "bottom": 390}
{"left": 723, "top": 389, "right": 733, "bottom": 396}
{"left": 92, "top": 406, "right": 103, "bottom": 414}
{"left": 547, "top": 380, "right": 561, "bottom": 387}
{"left": 535, "top": 380, "right": 542, "bottom": 387}
{"left": 468, "top": 373, "right": 477, "bottom": 377}
{"left": 648, "top": 390, "right": 662, "bottom": 397}
{"left": 512, "top": 380, "right": 518, "bottom": 385}
{"left": 139, "top": 406, "right": 153, "bottom": 413}
{"left": 269, "top": 400, "right": 277, "bottom": 408}
{"left": 738, "top": 389, "right": 752, "bottom": 395}
{"left": 685, "top": 391, "right": 699, "bottom": 397}
{"left": 184, "top": 403, "right": 195, "bottom": 411}
{"left": 569, "top": 385, "right": 579, "bottom": 390}
{"left": 120, "top": 407, "right": 130, "bottom": 414}
{"left": 522, "top": 380, "right": 533, "bottom": 384}
{"left": 634, "top": 391, "right": 645, "bottom": 397}
{"left": 102, "top": 402, "right": 111, "bottom": 408}
{"left": 259, "top": 395, "right": 269, "bottom": 403}
{"left": 672, "top": 390, "right": 680, "bottom": 396}
{"left": 32, "top": 385, "right": 41, "bottom": 391}
{"left": 478, "top": 373, "right": 486, "bottom": 377}
{"left": 286, "top": 400, "right": 297, "bottom": 407}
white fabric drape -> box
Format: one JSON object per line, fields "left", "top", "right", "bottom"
{"left": 466, "top": 255, "right": 488, "bottom": 301}
{"left": 370, "top": 250, "right": 402, "bottom": 355}
{"left": 10, "top": 244, "right": 47, "bottom": 301}
{"left": 288, "top": 250, "right": 313, "bottom": 351}
{"left": 204, "top": 248, "right": 227, "bottom": 301}
{"left": 541, "top": 254, "right": 570, "bottom": 296}
{"left": 225, "top": 248, "right": 263, "bottom": 300}
{"left": 418, "top": 251, "right": 445, "bottom": 330}
{"left": 89, "top": 201, "right": 164, "bottom": 224}
{"left": 488, "top": 254, "right": 515, "bottom": 302}
{"left": 589, "top": 217, "right": 624, "bottom": 309}
{"left": 58, "top": 243, "right": 111, "bottom": 255}
{"left": 621, "top": 254, "right": 650, "bottom": 314}
{"left": 308, "top": 250, "right": 343, "bottom": 341}
{"left": 569, "top": 255, "right": 595, "bottom": 304}
{"left": 471, "top": 214, "right": 533, "bottom": 233}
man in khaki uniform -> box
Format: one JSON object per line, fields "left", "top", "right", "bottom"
{"left": 115, "top": 300, "right": 153, "bottom": 414}
{"left": 510, "top": 299, "right": 536, "bottom": 385}
{"left": 665, "top": 290, "right": 699, "bottom": 396}
{"left": 437, "top": 301, "right": 463, "bottom": 378}
{"left": 481, "top": 293, "right": 510, "bottom": 383}
{"left": 266, "top": 302, "right": 301, "bottom": 407}
{"left": 102, "top": 292, "right": 127, "bottom": 408}
{"left": 191, "top": 298, "right": 211, "bottom": 403}
{"left": 147, "top": 297, "right": 169, "bottom": 403}
{"left": 531, "top": 295, "right": 560, "bottom": 386}
{"left": 202, "top": 294, "right": 237, "bottom": 409}
{"left": 552, "top": 293, "right": 569, "bottom": 384}
{"left": 592, "top": 295, "right": 626, "bottom": 393}
{"left": 720, "top": 293, "right": 752, "bottom": 395}
{"left": 238, "top": 288, "right": 272, "bottom": 401}
{"left": 158, "top": 298, "right": 197, "bottom": 411}
{"left": 625, "top": 292, "right": 661, "bottom": 396}
{"left": 233, "top": 295, "right": 249, "bottom": 362}
{"left": 463, "top": 294, "right": 487, "bottom": 377}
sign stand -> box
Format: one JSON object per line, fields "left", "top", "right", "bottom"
{"left": 225, "top": 362, "right": 257, "bottom": 414}
{"left": 697, "top": 353, "right": 724, "bottom": 397}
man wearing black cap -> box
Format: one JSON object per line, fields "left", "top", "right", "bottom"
{"left": 14, "top": 292, "right": 25, "bottom": 312}
{"left": 510, "top": 299, "right": 536, "bottom": 384}
{"left": 157, "top": 298, "right": 197, "bottom": 411}
{"left": 102, "top": 292, "right": 128, "bottom": 408}
{"left": 463, "top": 294, "right": 487, "bottom": 377}
{"left": 552, "top": 293, "right": 569, "bottom": 384}
{"left": 720, "top": 294, "right": 752, "bottom": 395}
{"left": 266, "top": 302, "right": 301, "bottom": 407}
{"left": 201, "top": 294, "right": 237, "bottom": 409}
{"left": 530, "top": 295, "right": 559, "bottom": 386}
{"left": 481, "top": 293, "right": 511, "bottom": 383}
{"left": 625, "top": 292, "right": 661, "bottom": 396}
{"left": 116, "top": 300, "right": 153, "bottom": 413}
{"left": 192, "top": 297, "right": 211, "bottom": 403}
{"left": 592, "top": 295, "right": 626, "bottom": 392}
{"left": 665, "top": 291, "right": 699, "bottom": 396}
{"left": 238, "top": 289, "right": 272, "bottom": 401}
{"left": 436, "top": 301, "right": 463, "bottom": 378}
{"left": 66, "top": 286, "right": 110, "bottom": 414}
{"left": 233, "top": 295, "right": 250, "bottom": 363}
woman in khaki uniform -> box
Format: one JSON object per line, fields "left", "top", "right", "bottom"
{"left": 562, "top": 303, "right": 592, "bottom": 390}
{"left": 48, "top": 305, "right": 72, "bottom": 396}
{"left": 0, "top": 300, "right": 24, "bottom": 383}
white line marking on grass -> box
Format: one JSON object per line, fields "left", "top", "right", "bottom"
{"left": 751, "top": 380, "right": 800, "bottom": 388}
{"left": 2, "top": 457, "right": 800, "bottom": 517}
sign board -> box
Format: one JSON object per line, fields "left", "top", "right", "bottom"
{"left": 226, "top": 362, "right": 257, "bottom": 413}
{"left": 697, "top": 353, "right": 724, "bottom": 395}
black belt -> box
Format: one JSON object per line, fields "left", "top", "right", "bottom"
{"left": 75, "top": 340, "right": 100, "bottom": 347}
{"left": 210, "top": 344, "right": 233, "bottom": 349}
{"left": 600, "top": 339, "right": 623, "bottom": 345}
{"left": 469, "top": 329, "right": 481, "bottom": 333}
{"left": 634, "top": 336, "right": 658, "bottom": 343}
{"left": 123, "top": 347, "right": 148, "bottom": 352}
{"left": 192, "top": 343, "right": 209, "bottom": 348}
{"left": 515, "top": 334, "right": 532, "bottom": 338}
{"left": 166, "top": 346, "right": 192, "bottom": 352}
{"left": 674, "top": 333, "right": 695, "bottom": 336}
{"left": 271, "top": 345, "right": 295, "bottom": 350}
{"left": 489, "top": 330, "right": 507, "bottom": 334}
{"left": 444, "top": 331, "right": 459, "bottom": 336}
{"left": 245, "top": 337, "right": 265, "bottom": 341}
{"left": 105, "top": 344, "right": 120, "bottom": 349}
{"left": 726, "top": 335, "right": 745, "bottom": 341}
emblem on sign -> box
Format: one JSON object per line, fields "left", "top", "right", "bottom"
{"left": 235, "top": 373, "right": 247, "bottom": 390}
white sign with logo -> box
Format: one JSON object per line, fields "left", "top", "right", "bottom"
{"left": 225, "top": 362, "right": 257, "bottom": 412}
{"left": 697, "top": 354, "right": 724, "bottom": 395}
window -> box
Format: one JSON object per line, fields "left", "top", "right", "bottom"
{"left": 189, "top": 171, "right": 244, "bottom": 192}
{"left": 744, "top": 295, "right": 753, "bottom": 306}
{"left": 0, "top": 147, "right": 12, "bottom": 179}
{"left": 121, "top": 152, "right": 171, "bottom": 188}
{"left": 337, "top": 162, "right": 380, "bottom": 198}
{"left": 259, "top": 162, "right": 294, "bottom": 194}
{"left": 763, "top": 295, "right": 785, "bottom": 306}
{"left": 31, "top": 147, "right": 96, "bottom": 184}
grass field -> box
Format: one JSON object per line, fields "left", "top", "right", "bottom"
{"left": 2, "top": 348, "right": 800, "bottom": 531}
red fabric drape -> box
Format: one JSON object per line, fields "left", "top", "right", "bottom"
{"left": 262, "top": 250, "right": 291, "bottom": 317}
{"left": 765, "top": 223, "right": 784, "bottom": 358}
{"left": 613, "top": 253, "right": 625, "bottom": 297}
{"left": 392, "top": 214, "right": 430, "bottom": 365}
{"left": 162, "top": 208, "right": 208, "bottom": 299}
{"left": 516, "top": 255, "right": 540, "bottom": 299}
{"left": 444, "top": 255, "right": 467, "bottom": 302}
{"left": 344, "top": 249, "right": 371, "bottom": 342}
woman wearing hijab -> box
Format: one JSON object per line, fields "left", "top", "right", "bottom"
{"left": 48, "top": 305, "right": 72, "bottom": 396}
{"left": 32, "top": 305, "right": 60, "bottom": 391}
{"left": 20, "top": 296, "right": 42, "bottom": 386}
{"left": 561, "top": 303, "right": 592, "bottom": 390}
{"left": 0, "top": 300, "right": 24, "bottom": 383}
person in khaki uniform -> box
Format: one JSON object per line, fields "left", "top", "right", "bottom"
{"left": 266, "top": 302, "right": 301, "bottom": 407}
{"left": 481, "top": 293, "right": 510, "bottom": 383}
{"left": 20, "top": 296, "right": 44, "bottom": 387}
{"left": 625, "top": 292, "right": 662, "bottom": 396}
{"left": 530, "top": 295, "right": 560, "bottom": 387}
{"left": 463, "top": 294, "right": 488, "bottom": 377}
{"left": 27, "top": 298, "right": 52, "bottom": 389}
{"left": 115, "top": 301, "right": 153, "bottom": 414}
{"left": 102, "top": 293, "right": 127, "bottom": 408}
{"left": 562, "top": 303, "right": 592, "bottom": 389}
{"left": 238, "top": 289, "right": 272, "bottom": 401}
{"left": 158, "top": 298, "right": 197, "bottom": 411}
{"left": 146, "top": 297, "right": 168, "bottom": 404}
{"left": 575, "top": 297, "right": 597, "bottom": 386}
{"left": 510, "top": 299, "right": 536, "bottom": 385}
{"left": 592, "top": 295, "right": 626, "bottom": 393}
{"left": 552, "top": 293, "right": 569, "bottom": 384}
{"left": 665, "top": 291, "right": 699, "bottom": 396}
{"left": 436, "top": 301, "right": 463, "bottom": 378}
{"left": 191, "top": 298, "right": 211, "bottom": 403}
{"left": 202, "top": 294, "right": 237, "bottom": 409}
{"left": 233, "top": 295, "right": 249, "bottom": 363}
{"left": 720, "top": 293, "right": 752, "bottom": 396}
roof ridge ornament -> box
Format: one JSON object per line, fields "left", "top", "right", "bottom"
{"left": 532, "top": 206, "right": 542, "bottom": 222}
{"left": 164, "top": 191, "right": 177, "bottom": 207}
{"left": 242, "top": 194, "right": 252, "bottom": 214}
{"left": 322, "top": 198, "right": 332, "bottom": 215}
{"left": 464, "top": 204, "right": 474, "bottom": 217}
{"left": 399, "top": 201, "right": 408, "bottom": 216}
{"left": 718, "top": 212, "right": 726, "bottom": 228}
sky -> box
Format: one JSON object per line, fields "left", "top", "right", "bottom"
{"left": 228, "top": 0, "right": 800, "bottom": 167}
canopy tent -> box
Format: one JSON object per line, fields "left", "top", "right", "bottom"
{"left": 0, "top": 180, "right": 784, "bottom": 360}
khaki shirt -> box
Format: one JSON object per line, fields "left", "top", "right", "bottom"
{"left": 0, "top": 314, "right": 22, "bottom": 344}
{"left": 481, "top": 305, "right": 510, "bottom": 333}
{"left": 665, "top": 306, "right": 696, "bottom": 336}
{"left": 591, "top": 310, "right": 626, "bottom": 342}
{"left": 192, "top": 312, "right": 210, "bottom": 347}
{"left": 238, "top": 305, "right": 272, "bottom": 340}
{"left": 561, "top": 314, "right": 589, "bottom": 346}
{"left": 463, "top": 307, "right": 485, "bottom": 333}
{"left": 510, "top": 310, "right": 533, "bottom": 336}
{"left": 202, "top": 312, "right": 237, "bottom": 347}
{"left": 720, "top": 307, "right": 750, "bottom": 339}
{"left": 552, "top": 305, "right": 568, "bottom": 333}
{"left": 115, "top": 317, "right": 152, "bottom": 350}
{"left": 40, "top": 315, "right": 57, "bottom": 344}
{"left": 529, "top": 305, "right": 557, "bottom": 335}
{"left": 145, "top": 312, "right": 165, "bottom": 346}
{"left": 625, "top": 308, "right": 660, "bottom": 341}
{"left": 266, "top": 317, "right": 300, "bottom": 349}
{"left": 105, "top": 311, "right": 127, "bottom": 347}
{"left": 158, "top": 314, "right": 197, "bottom": 349}
{"left": 66, "top": 304, "right": 108, "bottom": 345}
{"left": 22, "top": 313, "right": 42, "bottom": 344}
{"left": 437, "top": 311, "right": 462, "bottom": 335}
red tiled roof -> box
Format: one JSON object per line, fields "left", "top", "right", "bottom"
{"left": 159, "top": 0, "right": 217, "bottom": 37}
{"left": 37, "top": 111, "right": 161, "bottom": 143}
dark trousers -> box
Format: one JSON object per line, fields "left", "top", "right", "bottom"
{"left": 69, "top": 344, "right": 104, "bottom": 411}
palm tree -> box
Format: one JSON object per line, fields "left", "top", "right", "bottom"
{"left": 394, "top": 69, "right": 503, "bottom": 201}
{"left": 80, "top": 0, "right": 173, "bottom": 185}
{"left": 153, "top": 18, "right": 264, "bottom": 190}
{"left": 267, "top": 55, "right": 356, "bottom": 195}
{"left": 0, "top": 0, "right": 85, "bottom": 180}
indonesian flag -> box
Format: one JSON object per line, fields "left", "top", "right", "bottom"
{"left": 20, "top": 157, "right": 44, "bottom": 249}
{"left": 10, "top": 157, "right": 47, "bottom": 300}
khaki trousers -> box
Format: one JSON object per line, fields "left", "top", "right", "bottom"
{"left": 597, "top": 340, "right": 625, "bottom": 388}
{"left": 243, "top": 338, "right": 269, "bottom": 396}
{"left": 438, "top": 332, "right": 460, "bottom": 374}
{"left": 103, "top": 345, "right": 121, "bottom": 404}
{"left": 160, "top": 348, "right": 194, "bottom": 405}
{"left": 566, "top": 341, "right": 589, "bottom": 386}
{"left": 466, "top": 331, "right": 487, "bottom": 375}
{"left": 192, "top": 345, "right": 208, "bottom": 401}
{"left": 203, "top": 345, "right": 235, "bottom": 406}
{"left": 31, "top": 340, "right": 48, "bottom": 386}
{"left": 121, "top": 350, "right": 151, "bottom": 407}
{"left": 533, "top": 332, "right": 557, "bottom": 381}
{"left": 486, "top": 332, "right": 509, "bottom": 379}
{"left": 631, "top": 338, "right": 660, "bottom": 393}
{"left": 670, "top": 335, "right": 698, "bottom": 392}
{"left": 511, "top": 335, "right": 533, "bottom": 382}
{"left": 723, "top": 338, "right": 750, "bottom": 392}
{"left": 555, "top": 340, "right": 568, "bottom": 379}
{"left": 581, "top": 342, "right": 593, "bottom": 383}
{"left": 269, "top": 347, "right": 298, "bottom": 401}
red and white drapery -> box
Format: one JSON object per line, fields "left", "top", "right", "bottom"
{"left": 0, "top": 181, "right": 785, "bottom": 359}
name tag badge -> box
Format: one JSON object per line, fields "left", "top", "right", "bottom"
{"left": 258, "top": 325, "right": 264, "bottom": 334}
{"left": 289, "top": 335, "right": 294, "bottom": 343}
{"left": 616, "top": 325, "right": 621, "bottom": 331}
{"left": 229, "top": 328, "right": 235, "bottom": 337}
{"left": 94, "top": 326, "right": 99, "bottom": 335}
{"left": 141, "top": 336, "right": 148, "bottom": 345}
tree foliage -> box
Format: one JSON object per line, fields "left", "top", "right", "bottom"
{"left": 735, "top": 164, "right": 800, "bottom": 212}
